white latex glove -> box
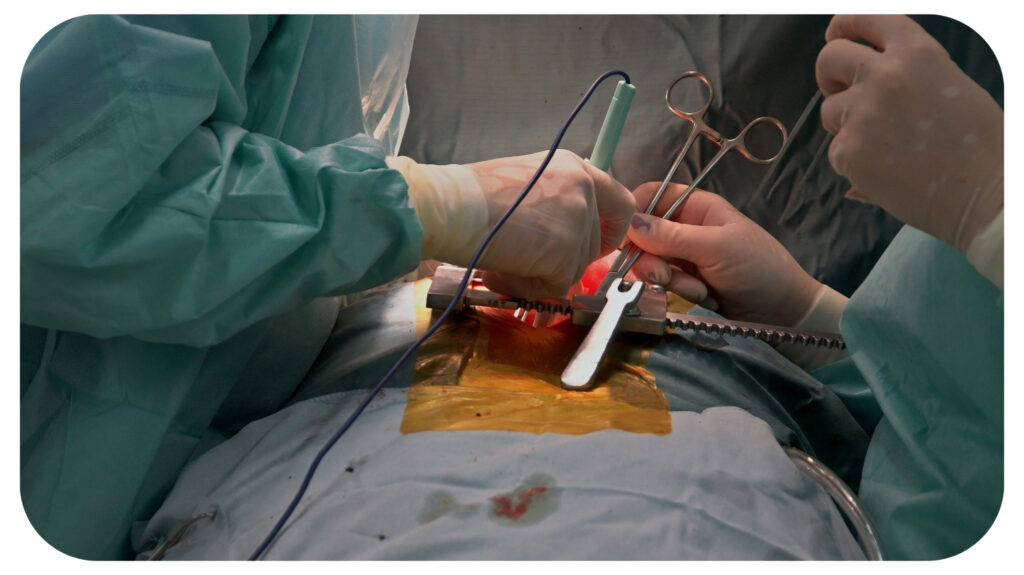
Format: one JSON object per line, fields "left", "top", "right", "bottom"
{"left": 388, "top": 150, "right": 635, "bottom": 300}
{"left": 816, "top": 14, "right": 1003, "bottom": 254}
{"left": 626, "top": 184, "right": 822, "bottom": 327}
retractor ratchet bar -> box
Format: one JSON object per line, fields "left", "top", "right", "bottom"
{"left": 425, "top": 265, "right": 846, "bottom": 390}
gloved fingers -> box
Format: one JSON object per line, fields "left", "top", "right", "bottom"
{"left": 815, "top": 38, "right": 879, "bottom": 97}
{"left": 628, "top": 252, "right": 709, "bottom": 305}
{"left": 626, "top": 212, "right": 720, "bottom": 268}
{"left": 819, "top": 89, "right": 859, "bottom": 136}
{"left": 481, "top": 270, "right": 562, "bottom": 301}
{"left": 844, "top": 189, "right": 875, "bottom": 205}
{"left": 633, "top": 181, "right": 679, "bottom": 216}
{"left": 825, "top": 14, "right": 916, "bottom": 48}
{"left": 670, "top": 257, "right": 699, "bottom": 276}
{"left": 592, "top": 206, "right": 608, "bottom": 259}
{"left": 627, "top": 252, "right": 674, "bottom": 286}
{"left": 633, "top": 182, "right": 730, "bottom": 226}
{"left": 584, "top": 162, "right": 636, "bottom": 254}
{"left": 826, "top": 126, "right": 859, "bottom": 180}
{"left": 700, "top": 296, "right": 720, "bottom": 313}
{"left": 666, "top": 268, "right": 709, "bottom": 305}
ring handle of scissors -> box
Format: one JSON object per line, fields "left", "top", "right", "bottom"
{"left": 728, "top": 116, "right": 789, "bottom": 164}
{"left": 641, "top": 72, "right": 717, "bottom": 219}
{"left": 650, "top": 117, "right": 789, "bottom": 237}
{"left": 666, "top": 71, "right": 788, "bottom": 165}
{"left": 665, "top": 71, "right": 715, "bottom": 121}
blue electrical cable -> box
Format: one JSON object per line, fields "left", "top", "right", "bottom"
{"left": 249, "top": 69, "right": 631, "bottom": 560}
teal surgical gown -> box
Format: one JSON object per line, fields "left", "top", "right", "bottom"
{"left": 815, "top": 226, "right": 1004, "bottom": 560}
{"left": 21, "top": 15, "right": 421, "bottom": 559}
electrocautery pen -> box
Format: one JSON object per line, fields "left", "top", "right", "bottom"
{"left": 587, "top": 79, "right": 636, "bottom": 171}
{"left": 531, "top": 78, "right": 636, "bottom": 328}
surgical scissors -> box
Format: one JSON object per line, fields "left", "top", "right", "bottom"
{"left": 598, "top": 71, "right": 788, "bottom": 295}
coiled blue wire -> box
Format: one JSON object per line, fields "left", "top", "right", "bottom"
{"left": 249, "top": 69, "right": 631, "bottom": 560}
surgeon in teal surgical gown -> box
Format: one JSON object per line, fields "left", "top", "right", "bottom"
{"left": 20, "top": 15, "right": 637, "bottom": 559}
{"left": 21, "top": 14, "right": 1003, "bottom": 561}
{"left": 626, "top": 15, "right": 1004, "bottom": 560}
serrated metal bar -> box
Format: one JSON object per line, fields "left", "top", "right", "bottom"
{"left": 665, "top": 313, "right": 846, "bottom": 349}
{"left": 425, "top": 265, "right": 845, "bottom": 350}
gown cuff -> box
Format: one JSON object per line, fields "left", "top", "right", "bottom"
{"left": 965, "top": 209, "right": 1003, "bottom": 290}
{"left": 386, "top": 156, "right": 488, "bottom": 264}
{"left": 775, "top": 283, "right": 850, "bottom": 371}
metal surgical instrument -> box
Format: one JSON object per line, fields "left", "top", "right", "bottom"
{"left": 426, "top": 265, "right": 847, "bottom": 345}
{"left": 561, "top": 277, "right": 644, "bottom": 390}
{"left": 598, "top": 71, "right": 789, "bottom": 295}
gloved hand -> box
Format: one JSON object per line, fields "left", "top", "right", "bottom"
{"left": 816, "top": 14, "right": 1003, "bottom": 253}
{"left": 388, "top": 150, "right": 635, "bottom": 300}
{"left": 626, "top": 184, "right": 823, "bottom": 326}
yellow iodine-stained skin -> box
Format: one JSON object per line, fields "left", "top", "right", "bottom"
{"left": 403, "top": 279, "right": 671, "bottom": 435}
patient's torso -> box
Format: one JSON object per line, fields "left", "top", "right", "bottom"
{"left": 135, "top": 280, "right": 869, "bottom": 560}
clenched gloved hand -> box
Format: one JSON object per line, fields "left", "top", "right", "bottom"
{"left": 388, "top": 150, "right": 635, "bottom": 300}
{"left": 626, "top": 184, "right": 823, "bottom": 327}
{"left": 816, "top": 14, "right": 1003, "bottom": 254}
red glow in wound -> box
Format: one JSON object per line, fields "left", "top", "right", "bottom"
{"left": 490, "top": 486, "right": 548, "bottom": 520}
{"left": 482, "top": 254, "right": 615, "bottom": 328}
{"left": 579, "top": 255, "right": 613, "bottom": 294}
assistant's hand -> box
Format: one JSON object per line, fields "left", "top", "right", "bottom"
{"left": 389, "top": 150, "right": 635, "bottom": 300}
{"left": 626, "top": 183, "right": 822, "bottom": 326}
{"left": 816, "top": 14, "right": 1003, "bottom": 253}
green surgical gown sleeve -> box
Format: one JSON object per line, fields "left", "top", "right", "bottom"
{"left": 20, "top": 15, "right": 424, "bottom": 347}
{"left": 20, "top": 15, "right": 421, "bottom": 560}
{"left": 819, "top": 226, "right": 1003, "bottom": 560}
